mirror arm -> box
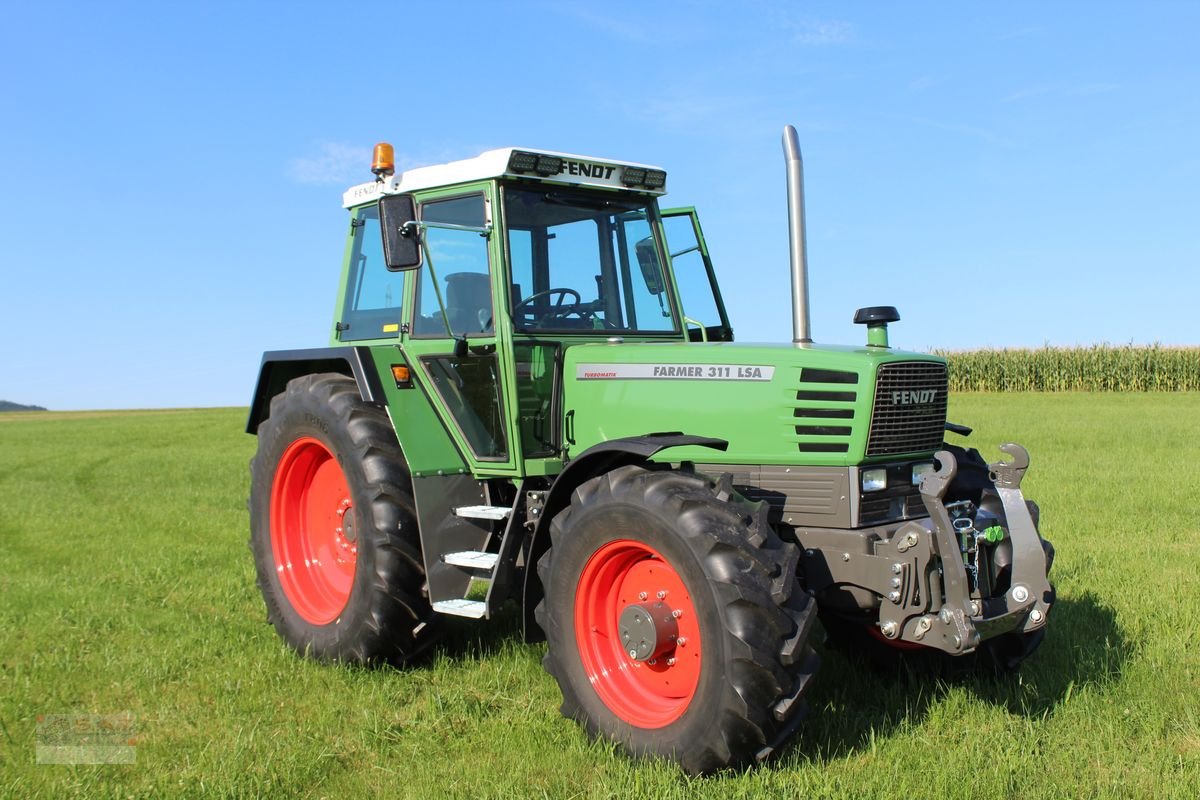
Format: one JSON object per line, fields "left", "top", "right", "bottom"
{"left": 418, "top": 237, "right": 458, "bottom": 341}
{"left": 403, "top": 220, "right": 493, "bottom": 237}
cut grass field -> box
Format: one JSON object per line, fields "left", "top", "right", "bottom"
{"left": 2, "top": 395, "right": 1198, "bottom": 798}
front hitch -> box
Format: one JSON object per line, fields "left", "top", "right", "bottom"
{"left": 875, "top": 444, "right": 1054, "bottom": 654}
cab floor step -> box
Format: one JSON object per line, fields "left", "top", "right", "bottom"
{"left": 452, "top": 505, "right": 512, "bottom": 520}
{"left": 443, "top": 551, "right": 499, "bottom": 571}
{"left": 432, "top": 599, "right": 487, "bottom": 618}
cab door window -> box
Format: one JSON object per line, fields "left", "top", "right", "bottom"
{"left": 412, "top": 194, "right": 494, "bottom": 337}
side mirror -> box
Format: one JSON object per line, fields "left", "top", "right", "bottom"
{"left": 379, "top": 194, "right": 421, "bottom": 271}
{"left": 634, "top": 237, "right": 663, "bottom": 296}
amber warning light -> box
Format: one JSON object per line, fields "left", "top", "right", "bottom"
{"left": 390, "top": 364, "right": 412, "bottom": 388}
{"left": 372, "top": 143, "right": 395, "bottom": 178}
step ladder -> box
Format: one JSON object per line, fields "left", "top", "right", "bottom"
{"left": 431, "top": 505, "right": 514, "bottom": 618}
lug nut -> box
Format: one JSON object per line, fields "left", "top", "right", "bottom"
{"left": 888, "top": 591, "right": 901, "bottom": 603}
{"left": 657, "top": 590, "right": 667, "bottom": 599}
{"left": 1012, "top": 585, "right": 1030, "bottom": 603}
{"left": 628, "top": 649, "right": 638, "bottom": 659}
{"left": 880, "top": 620, "right": 898, "bottom": 638}
{"left": 638, "top": 592, "right": 648, "bottom": 600}
{"left": 892, "top": 563, "right": 902, "bottom": 574}
{"left": 671, "top": 609, "right": 682, "bottom": 619}
{"left": 1030, "top": 609, "right": 1044, "bottom": 623}
{"left": 842, "top": 552, "right": 850, "bottom": 562}
{"left": 666, "top": 657, "right": 676, "bottom": 666}
{"left": 676, "top": 637, "right": 687, "bottom": 646}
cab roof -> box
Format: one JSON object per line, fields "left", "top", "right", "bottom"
{"left": 343, "top": 146, "right": 667, "bottom": 208}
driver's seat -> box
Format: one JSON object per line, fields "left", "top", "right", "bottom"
{"left": 444, "top": 272, "right": 492, "bottom": 334}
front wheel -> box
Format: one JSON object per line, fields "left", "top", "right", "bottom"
{"left": 536, "top": 466, "right": 819, "bottom": 774}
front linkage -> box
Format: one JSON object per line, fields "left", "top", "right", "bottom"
{"left": 804, "top": 444, "right": 1054, "bottom": 656}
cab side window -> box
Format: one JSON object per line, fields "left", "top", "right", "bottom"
{"left": 412, "top": 194, "right": 493, "bottom": 337}
{"left": 338, "top": 205, "right": 404, "bottom": 341}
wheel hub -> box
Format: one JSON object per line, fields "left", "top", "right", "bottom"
{"left": 618, "top": 601, "right": 679, "bottom": 661}
{"left": 336, "top": 498, "right": 357, "bottom": 550}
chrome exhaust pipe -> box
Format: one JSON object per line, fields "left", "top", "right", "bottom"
{"left": 782, "top": 125, "right": 812, "bottom": 343}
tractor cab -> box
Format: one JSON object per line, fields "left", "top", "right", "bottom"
{"left": 329, "top": 145, "right": 732, "bottom": 478}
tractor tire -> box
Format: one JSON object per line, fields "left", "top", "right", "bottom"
{"left": 535, "top": 465, "right": 819, "bottom": 774}
{"left": 249, "top": 373, "right": 439, "bottom": 665}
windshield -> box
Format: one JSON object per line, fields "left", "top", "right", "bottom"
{"left": 502, "top": 186, "right": 678, "bottom": 334}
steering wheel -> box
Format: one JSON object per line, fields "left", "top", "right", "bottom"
{"left": 512, "top": 288, "right": 583, "bottom": 326}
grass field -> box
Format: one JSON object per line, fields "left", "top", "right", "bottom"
{"left": 1, "top": 395, "right": 1198, "bottom": 798}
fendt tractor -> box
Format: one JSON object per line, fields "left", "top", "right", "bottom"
{"left": 247, "top": 126, "right": 1055, "bottom": 773}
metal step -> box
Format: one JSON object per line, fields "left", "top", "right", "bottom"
{"left": 443, "top": 551, "right": 499, "bottom": 571}
{"left": 432, "top": 599, "right": 487, "bottom": 619}
{"left": 452, "top": 505, "right": 512, "bottom": 520}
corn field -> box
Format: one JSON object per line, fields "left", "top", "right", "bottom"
{"left": 933, "top": 344, "right": 1200, "bottom": 392}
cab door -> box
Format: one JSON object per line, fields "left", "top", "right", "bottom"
{"left": 661, "top": 207, "right": 733, "bottom": 342}
{"left": 401, "top": 184, "right": 523, "bottom": 477}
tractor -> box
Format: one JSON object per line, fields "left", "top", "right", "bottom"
{"left": 246, "top": 127, "right": 1055, "bottom": 773}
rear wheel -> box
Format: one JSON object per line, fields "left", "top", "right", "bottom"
{"left": 249, "top": 373, "right": 439, "bottom": 664}
{"left": 536, "top": 466, "right": 818, "bottom": 774}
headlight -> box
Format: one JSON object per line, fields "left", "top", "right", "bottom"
{"left": 911, "top": 462, "right": 935, "bottom": 486}
{"left": 862, "top": 468, "right": 887, "bottom": 492}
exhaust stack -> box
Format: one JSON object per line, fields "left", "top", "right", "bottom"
{"left": 782, "top": 125, "right": 812, "bottom": 343}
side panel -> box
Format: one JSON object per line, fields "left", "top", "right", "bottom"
{"left": 365, "top": 346, "right": 468, "bottom": 477}
{"left": 561, "top": 342, "right": 945, "bottom": 467}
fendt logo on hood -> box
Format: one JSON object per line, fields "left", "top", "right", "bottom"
{"left": 891, "top": 389, "right": 938, "bottom": 406}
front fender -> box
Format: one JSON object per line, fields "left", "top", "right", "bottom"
{"left": 520, "top": 433, "right": 728, "bottom": 640}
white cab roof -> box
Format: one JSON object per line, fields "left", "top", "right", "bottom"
{"left": 343, "top": 146, "right": 666, "bottom": 208}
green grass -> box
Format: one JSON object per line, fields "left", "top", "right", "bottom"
{"left": 2, "top": 396, "right": 1199, "bottom": 798}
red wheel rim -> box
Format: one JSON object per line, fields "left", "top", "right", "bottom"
{"left": 574, "top": 539, "right": 702, "bottom": 728}
{"left": 269, "top": 436, "right": 357, "bottom": 624}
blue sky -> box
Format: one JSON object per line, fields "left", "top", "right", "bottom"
{"left": 2, "top": 1, "right": 1196, "bottom": 410}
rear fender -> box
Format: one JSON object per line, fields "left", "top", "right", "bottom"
{"left": 246, "top": 347, "right": 387, "bottom": 434}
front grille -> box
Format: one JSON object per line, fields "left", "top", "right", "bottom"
{"left": 866, "top": 361, "right": 948, "bottom": 457}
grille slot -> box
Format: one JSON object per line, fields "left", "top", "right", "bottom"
{"left": 793, "top": 368, "right": 860, "bottom": 455}
{"left": 866, "top": 362, "right": 948, "bottom": 457}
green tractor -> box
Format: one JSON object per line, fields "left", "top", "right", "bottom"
{"left": 246, "top": 127, "right": 1054, "bottom": 773}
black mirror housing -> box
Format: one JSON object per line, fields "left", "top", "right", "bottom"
{"left": 379, "top": 194, "right": 421, "bottom": 271}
